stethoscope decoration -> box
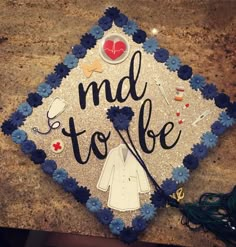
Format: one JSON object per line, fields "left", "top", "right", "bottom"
{"left": 32, "top": 98, "right": 66, "bottom": 135}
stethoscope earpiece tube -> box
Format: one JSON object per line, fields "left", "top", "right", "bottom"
{"left": 32, "top": 111, "right": 61, "bottom": 135}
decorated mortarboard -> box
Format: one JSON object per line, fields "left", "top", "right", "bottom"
{"left": 2, "top": 7, "right": 236, "bottom": 245}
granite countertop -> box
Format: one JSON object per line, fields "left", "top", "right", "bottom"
{"left": 0, "top": 1, "right": 235, "bottom": 246}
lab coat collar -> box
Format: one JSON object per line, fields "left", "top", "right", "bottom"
{"left": 118, "top": 143, "right": 133, "bottom": 164}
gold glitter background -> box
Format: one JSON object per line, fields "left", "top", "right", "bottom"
{"left": 20, "top": 26, "right": 222, "bottom": 225}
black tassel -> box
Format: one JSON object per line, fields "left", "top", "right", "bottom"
{"left": 177, "top": 186, "right": 236, "bottom": 245}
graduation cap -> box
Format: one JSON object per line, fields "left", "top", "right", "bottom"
{"left": 1, "top": 7, "right": 236, "bottom": 245}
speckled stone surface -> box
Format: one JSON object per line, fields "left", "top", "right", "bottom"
{"left": 0, "top": 1, "right": 235, "bottom": 246}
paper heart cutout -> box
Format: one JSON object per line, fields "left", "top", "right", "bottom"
{"left": 103, "top": 40, "right": 126, "bottom": 60}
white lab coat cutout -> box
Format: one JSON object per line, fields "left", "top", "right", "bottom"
{"left": 97, "top": 144, "right": 150, "bottom": 211}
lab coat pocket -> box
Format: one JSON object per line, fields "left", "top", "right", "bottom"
{"left": 129, "top": 176, "right": 137, "bottom": 182}
{"left": 128, "top": 176, "right": 139, "bottom": 193}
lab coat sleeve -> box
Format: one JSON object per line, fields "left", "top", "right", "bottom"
{"left": 96, "top": 149, "right": 114, "bottom": 192}
{"left": 136, "top": 152, "right": 150, "bottom": 193}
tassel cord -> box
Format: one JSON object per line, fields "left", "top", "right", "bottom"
{"left": 116, "top": 128, "right": 163, "bottom": 193}
{"left": 116, "top": 128, "right": 179, "bottom": 208}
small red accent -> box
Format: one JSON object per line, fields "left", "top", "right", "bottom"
{"left": 176, "top": 111, "right": 180, "bottom": 117}
{"left": 176, "top": 88, "right": 185, "bottom": 92}
{"left": 53, "top": 142, "right": 62, "bottom": 151}
{"left": 178, "top": 119, "right": 184, "bottom": 124}
{"left": 183, "top": 103, "right": 190, "bottom": 109}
